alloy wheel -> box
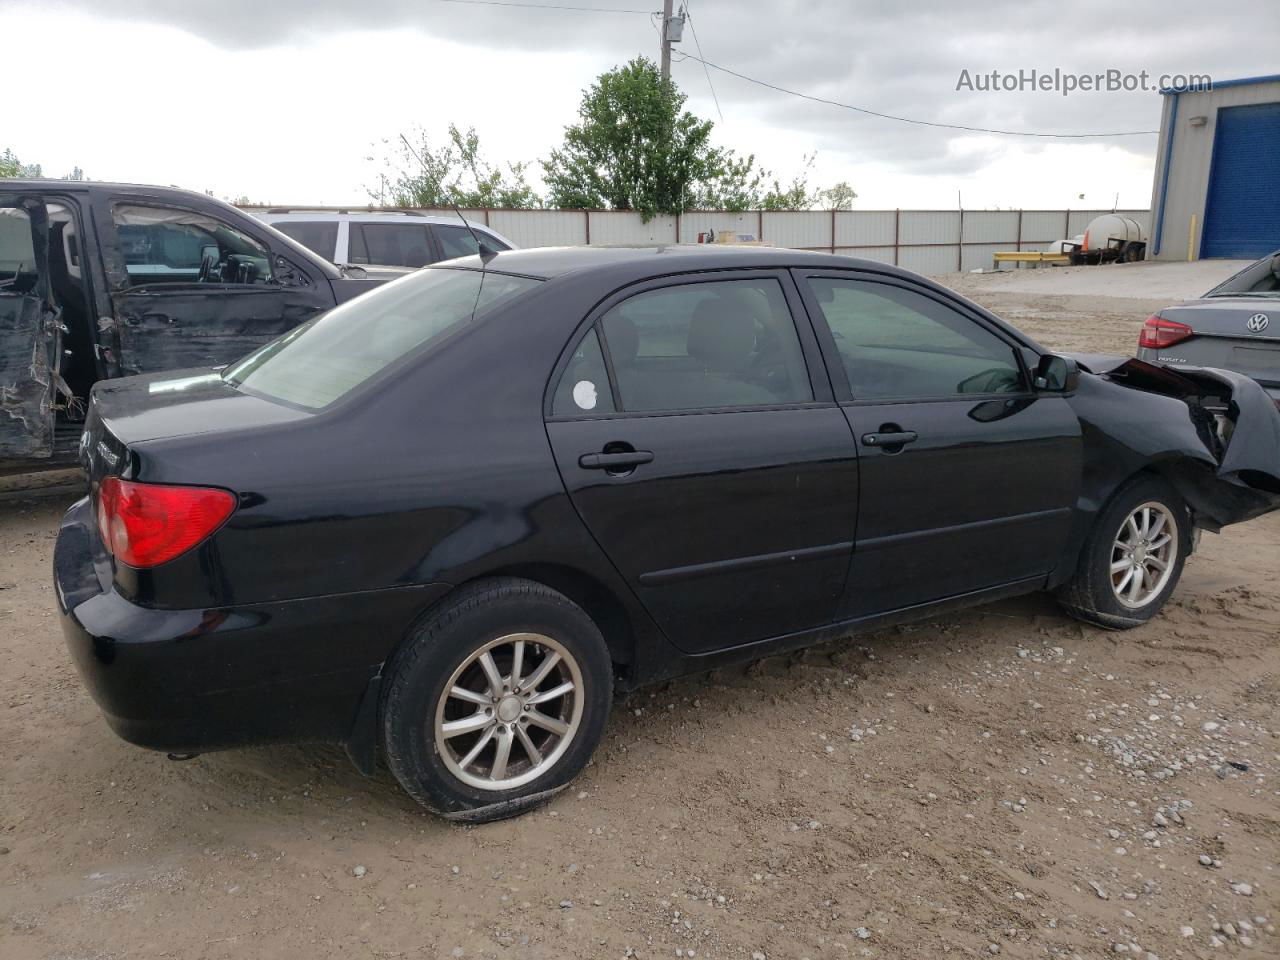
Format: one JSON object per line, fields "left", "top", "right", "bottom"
{"left": 433, "top": 632, "right": 584, "bottom": 791}
{"left": 1110, "top": 501, "right": 1178, "bottom": 608}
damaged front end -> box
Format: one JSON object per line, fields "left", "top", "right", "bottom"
{"left": 1069, "top": 354, "right": 1280, "bottom": 531}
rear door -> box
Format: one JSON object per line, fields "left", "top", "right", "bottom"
{"left": 545, "top": 271, "right": 859, "bottom": 654}
{"left": 795, "top": 271, "right": 1081, "bottom": 617}
{"left": 92, "top": 193, "right": 334, "bottom": 376}
{"left": 0, "top": 194, "right": 60, "bottom": 460}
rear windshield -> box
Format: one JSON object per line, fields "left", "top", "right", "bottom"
{"left": 223, "top": 267, "right": 541, "bottom": 409}
{"left": 1207, "top": 253, "right": 1280, "bottom": 297}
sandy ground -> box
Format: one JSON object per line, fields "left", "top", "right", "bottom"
{"left": 2, "top": 271, "right": 1277, "bottom": 960}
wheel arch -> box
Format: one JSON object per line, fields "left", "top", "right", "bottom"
{"left": 477, "top": 563, "right": 638, "bottom": 673}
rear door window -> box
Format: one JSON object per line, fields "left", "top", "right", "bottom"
{"left": 270, "top": 221, "right": 339, "bottom": 261}
{"left": 551, "top": 328, "right": 616, "bottom": 416}
{"left": 434, "top": 224, "right": 509, "bottom": 260}
{"left": 596, "top": 277, "right": 813, "bottom": 413}
{"left": 348, "top": 222, "right": 434, "bottom": 268}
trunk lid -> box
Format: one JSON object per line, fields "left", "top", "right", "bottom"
{"left": 1157, "top": 298, "right": 1280, "bottom": 388}
{"left": 80, "top": 368, "right": 310, "bottom": 489}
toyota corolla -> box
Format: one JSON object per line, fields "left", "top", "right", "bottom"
{"left": 55, "top": 246, "right": 1280, "bottom": 821}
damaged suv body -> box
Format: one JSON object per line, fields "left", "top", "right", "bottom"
{"left": 1, "top": 181, "right": 392, "bottom": 468}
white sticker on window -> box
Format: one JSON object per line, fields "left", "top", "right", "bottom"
{"left": 572, "top": 380, "right": 598, "bottom": 410}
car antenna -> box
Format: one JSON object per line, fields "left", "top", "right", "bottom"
{"left": 396, "top": 132, "right": 497, "bottom": 266}
{"left": 451, "top": 203, "right": 498, "bottom": 265}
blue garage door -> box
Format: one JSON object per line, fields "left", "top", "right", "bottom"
{"left": 1202, "top": 101, "right": 1280, "bottom": 259}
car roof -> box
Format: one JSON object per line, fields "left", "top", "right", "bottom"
{"left": 255, "top": 210, "right": 499, "bottom": 227}
{"left": 444, "top": 244, "right": 917, "bottom": 281}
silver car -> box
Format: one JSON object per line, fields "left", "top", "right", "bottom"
{"left": 1137, "top": 251, "right": 1280, "bottom": 403}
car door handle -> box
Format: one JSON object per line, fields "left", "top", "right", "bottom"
{"left": 578, "top": 451, "right": 654, "bottom": 470}
{"left": 861, "top": 430, "right": 918, "bottom": 447}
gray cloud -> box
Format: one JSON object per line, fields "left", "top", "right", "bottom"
{"left": 38, "top": 0, "right": 1280, "bottom": 175}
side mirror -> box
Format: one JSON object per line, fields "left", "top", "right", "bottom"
{"left": 1034, "top": 354, "right": 1079, "bottom": 392}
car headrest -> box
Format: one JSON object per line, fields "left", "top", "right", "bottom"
{"left": 604, "top": 314, "right": 639, "bottom": 367}
{"left": 688, "top": 298, "right": 755, "bottom": 372}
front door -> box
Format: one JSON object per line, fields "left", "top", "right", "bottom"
{"left": 0, "top": 195, "right": 60, "bottom": 460}
{"left": 546, "top": 272, "right": 859, "bottom": 654}
{"left": 795, "top": 271, "right": 1082, "bottom": 617}
{"left": 93, "top": 194, "right": 332, "bottom": 376}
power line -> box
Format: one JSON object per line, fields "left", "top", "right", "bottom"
{"left": 684, "top": 11, "right": 722, "bottom": 123}
{"left": 675, "top": 52, "right": 1160, "bottom": 138}
{"left": 434, "top": 0, "right": 649, "bottom": 12}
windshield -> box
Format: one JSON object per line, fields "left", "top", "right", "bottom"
{"left": 223, "top": 267, "right": 541, "bottom": 409}
{"left": 1206, "top": 252, "right": 1280, "bottom": 297}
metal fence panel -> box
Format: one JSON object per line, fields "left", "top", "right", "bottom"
{"left": 835, "top": 210, "right": 896, "bottom": 247}
{"left": 1019, "top": 211, "right": 1069, "bottom": 245}
{"left": 681, "top": 211, "right": 760, "bottom": 241}
{"left": 898, "top": 245, "right": 960, "bottom": 275}
{"left": 835, "top": 245, "right": 896, "bottom": 265}
{"left": 588, "top": 212, "right": 676, "bottom": 245}
{"left": 1068, "top": 209, "right": 1114, "bottom": 236}
{"left": 960, "top": 243, "right": 1005, "bottom": 272}
{"left": 762, "top": 211, "right": 831, "bottom": 249}
{"left": 899, "top": 210, "right": 961, "bottom": 246}
{"left": 489, "top": 209, "right": 586, "bottom": 247}
{"left": 961, "top": 211, "right": 1018, "bottom": 244}
{"left": 245, "top": 204, "right": 1150, "bottom": 275}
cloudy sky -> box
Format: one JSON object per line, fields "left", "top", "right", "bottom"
{"left": 3, "top": 0, "right": 1274, "bottom": 209}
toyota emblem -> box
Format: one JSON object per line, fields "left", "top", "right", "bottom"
{"left": 1246, "top": 313, "right": 1270, "bottom": 332}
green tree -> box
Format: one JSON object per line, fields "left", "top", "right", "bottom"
{"left": 370, "top": 124, "right": 540, "bottom": 209}
{"left": 820, "top": 181, "right": 858, "bottom": 210}
{"left": 0, "top": 148, "right": 43, "bottom": 178}
{"left": 1, "top": 149, "right": 86, "bottom": 180}
{"left": 544, "top": 57, "right": 754, "bottom": 220}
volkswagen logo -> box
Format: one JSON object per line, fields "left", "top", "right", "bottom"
{"left": 1246, "top": 313, "right": 1270, "bottom": 333}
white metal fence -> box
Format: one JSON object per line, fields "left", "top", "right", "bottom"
{"left": 252, "top": 206, "right": 1151, "bottom": 275}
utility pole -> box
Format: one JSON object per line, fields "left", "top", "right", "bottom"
{"left": 660, "top": 0, "right": 674, "bottom": 79}
{"left": 660, "top": 1, "right": 685, "bottom": 79}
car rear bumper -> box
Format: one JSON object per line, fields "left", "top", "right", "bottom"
{"left": 55, "top": 497, "right": 450, "bottom": 754}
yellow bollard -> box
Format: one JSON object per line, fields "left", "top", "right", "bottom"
{"left": 1188, "top": 213, "right": 1196, "bottom": 261}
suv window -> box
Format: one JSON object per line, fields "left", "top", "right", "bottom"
{"left": 435, "top": 224, "right": 509, "bottom": 260}
{"left": 348, "top": 222, "right": 433, "bottom": 268}
{"left": 271, "top": 221, "right": 338, "bottom": 260}
{"left": 224, "top": 268, "right": 540, "bottom": 410}
{"left": 805, "top": 278, "right": 1025, "bottom": 399}
{"left": 113, "top": 204, "right": 273, "bottom": 286}
{"left": 597, "top": 278, "right": 813, "bottom": 413}
{"left": 0, "top": 206, "right": 37, "bottom": 292}
{"left": 552, "top": 328, "right": 616, "bottom": 416}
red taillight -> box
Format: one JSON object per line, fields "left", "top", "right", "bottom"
{"left": 96, "top": 477, "right": 236, "bottom": 568}
{"left": 1138, "top": 314, "right": 1193, "bottom": 350}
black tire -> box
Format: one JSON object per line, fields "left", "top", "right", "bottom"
{"left": 382, "top": 578, "right": 613, "bottom": 822}
{"left": 1124, "top": 242, "right": 1145, "bottom": 263}
{"left": 1057, "top": 474, "right": 1191, "bottom": 629}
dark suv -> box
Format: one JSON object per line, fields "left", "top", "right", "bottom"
{"left": 1, "top": 181, "right": 394, "bottom": 468}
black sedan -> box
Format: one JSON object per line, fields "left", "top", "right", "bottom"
{"left": 55, "top": 245, "right": 1280, "bottom": 821}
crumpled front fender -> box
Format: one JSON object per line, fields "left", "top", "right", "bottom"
{"left": 1067, "top": 355, "right": 1280, "bottom": 531}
